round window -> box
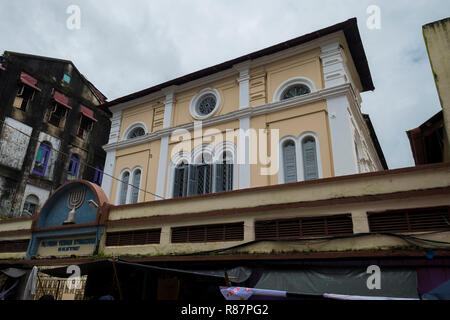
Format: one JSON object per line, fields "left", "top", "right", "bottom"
{"left": 197, "top": 94, "right": 217, "bottom": 116}
{"left": 190, "top": 88, "right": 221, "bottom": 120}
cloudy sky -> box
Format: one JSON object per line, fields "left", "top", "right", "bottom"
{"left": 1, "top": 0, "right": 449, "bottom": 169}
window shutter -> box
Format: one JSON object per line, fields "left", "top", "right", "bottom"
{"left": 187, "top": 165, "right": 198, "bottom": 196}
{"left": 215, "top": 163, "right": 224, "bottom": 192}
{"left": 173, "top": 167, "right": 182, "bottom": 198}
{"left": 130, "top": 170, "right": 141, "bottom": 204}
{"left": 302, "top": 138, "right": 318, "bottom": 180}
{"left": 225, "top": 163, "right": 233, "bottom": 191}
{"left": 119, "top": 172, "right": 129, "bottom": 204}
{"left": 283, "top": 142, "right": 297, "bottom": 183}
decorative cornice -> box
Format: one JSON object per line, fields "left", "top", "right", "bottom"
{"left": 103, "top": 83, "right": 353, "bottom": 152}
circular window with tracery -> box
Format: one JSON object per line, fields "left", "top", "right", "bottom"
{"left": 197, "top": 94, "right": 217, "bottom": 116}
{"left": 190, "top": 88, "right": 221, "bottom": 120}
{"left": 281, "top": 84, "right": 311, "bottom": 100}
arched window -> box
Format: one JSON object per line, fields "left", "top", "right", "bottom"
{"left": 302, "top": 137, "right": 319, "bottom": 181}
{"left": 189, "top": 153, "right": 212, "bottom": 196}
{"left": 173, "top": 161, "right": 188, "bottom": 198}
{"left": 127, "top": 127, "right": 145, "bottom": 139}
{"left": 67, "top": 154, "right": 80, "bottom": 181}
{"left": 281, "top": 84, "right": 311, "bottom": 100}
{"left": 119, "top": 171, "right": 130, "bottom": 205}
{"left": 273, "top": 77, "right": 315, "bottom": 102}
{"left": 130, "top": 169, "right": 141, "bottom": 204}
{"left": 33, "top": 141, "right": 52, "bottom": 176}
{"left": 23, "top": 194, "right": 39, "bottom": 216}
{"left": 282, "top": 140, "right": 298, "bottom": 183}
{"left": 215, "top": 151, "right": 233, "bottom": 192}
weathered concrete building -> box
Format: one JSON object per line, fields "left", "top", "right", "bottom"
{"left": 407, "top": 17, "right": 450, "bottom": 165}
{"left": 0, "top": 52, "right": 111, "bottom": 218}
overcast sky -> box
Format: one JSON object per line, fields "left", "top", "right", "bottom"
{"left": 1, "top": 0, "right": 449, "bottom": 169}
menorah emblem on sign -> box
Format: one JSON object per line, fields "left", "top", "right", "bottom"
{"left": 64, "top": 187, "right": 86, "bottom": 225}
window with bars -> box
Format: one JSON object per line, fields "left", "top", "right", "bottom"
{"left": 171, "top": 222, "right": 244, "bottom": 243}
{"left": 105, "top": 229, "right": 161, "bottom": 246}
{"left": 172, "top": 152, "right": 234, "bottom": 198}
{"left": 188, "top": 164, "right": 213, "bottom": 196}
{"left": 368, "top": 206, "right": 450, "bottom": 233}
{"left": 255, "top": 214, "right": 353, "bottom": 240}
{"left": 0, "top": 239, "right": 30, "bottom": 253}
{"left": 173, "top": 162, "right": 189, "bottom": 198}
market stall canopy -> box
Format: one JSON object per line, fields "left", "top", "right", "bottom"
{"left": 39, "top": 259, "right": 252, "bottom": 284}
{"left": 254, "top": 267, "right": 419, "bottom": 299}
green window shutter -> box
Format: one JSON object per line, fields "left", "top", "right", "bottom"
{"left": 283, "top": 141, "right": 297, "bottom": 183}
{"left": 302, "top": 138, "right": 318, "bottom": 180}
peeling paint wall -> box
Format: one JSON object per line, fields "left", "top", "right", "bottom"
{"left": 0, "top": 117, "right": 32, "bottom": 170}
{"left": 0, "top": 176, "right": 17, "bottom": 217}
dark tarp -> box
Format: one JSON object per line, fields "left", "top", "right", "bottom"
{"left": 254, "top": 267, "right": 419, "bottom": 298}
{"left": 423, "top": 280, "right": 450, "bottom": 300}
{"left": 39, "top": 259, "right": 251, "bottom": 283}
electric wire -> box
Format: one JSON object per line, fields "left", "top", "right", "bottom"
{"left": 0, "top": 118, "right": 165, "bottom": 200}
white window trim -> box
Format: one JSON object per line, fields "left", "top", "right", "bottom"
{"left": 122, "top": 122, "right": 148, "bottom": 141}
{"left": 298, "top": 132, "right": 323, "bottom": 181}
{"left": 116, "top": 166, "right": 143, "bottom": 205}
{"left": 129, "top": 166, "right": 143, "bottom": 204}
{"left": 278, "top": 136, "right": 299, "bottom": 184}
{"left": 116, "top": 168, "right": 131, "bottom": 205}
{"left": 279, "top": 132, "right": 323, "bottom": 184}
{"left": 189, "top": 88, "right": 222, "bottom": 120}
{"left": 167, "top": 143, "right": 238, "bottom": 199}
{"left": 273, "top": 77, "right": 316, "bottom": 102}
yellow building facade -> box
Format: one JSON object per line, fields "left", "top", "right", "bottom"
{"left": 101, "top": 19, "right": 386, "bottom": 206}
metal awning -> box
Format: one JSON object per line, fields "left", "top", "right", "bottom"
{"left": 53, "top": 91, "right": 72, "bottom": 109}
{"left": 80, "top": 105, "right": 97, "bottom": 122}
{"left": 20, "top": 72, "right": 41, "bottom": 92}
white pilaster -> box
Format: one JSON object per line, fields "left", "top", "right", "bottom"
{"left": 235, "top": 63, "right": 252, "bottom": 189}
{"left": 326, "top": 95, "right": 359, "bottom": 176}
{"left": 238, "top": 117, "right": 251, "bottom": 189}
{"left": 320, "top": 42, "right": 349, "bottom": 88}
{"left": 155, "top": 90, "right": 175, "bottom": 200}
{"left": 101, "top": 110, "right": 122, "bottom": 198}
{"left": 236, "top": 67, "right": 250, "bottom": 109}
